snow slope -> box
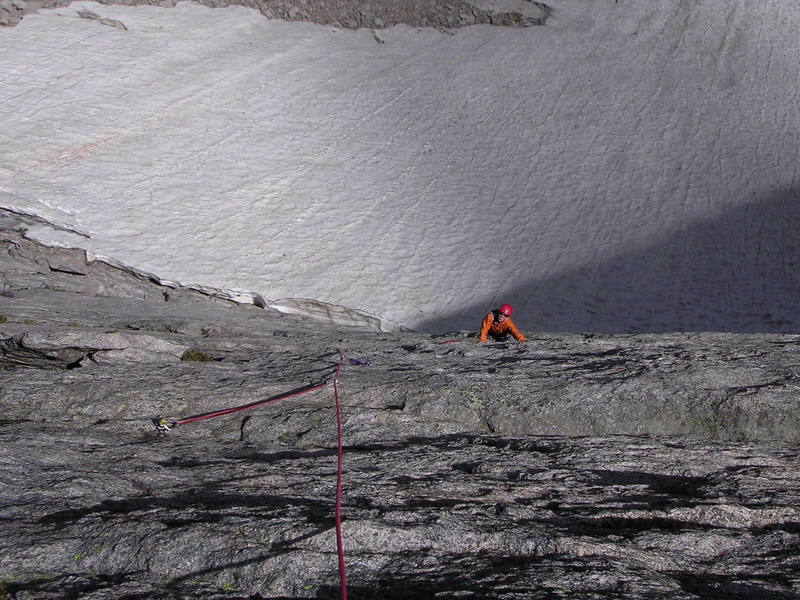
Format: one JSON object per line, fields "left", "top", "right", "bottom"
{"left": 2, "top": 0, "right": 799, "bottom": 333}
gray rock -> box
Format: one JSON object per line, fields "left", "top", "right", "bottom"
{"left": 1, "top": 228, "right": 800, "bottom": 599}
{"left": 4, "top": 0, "right": 552, "bottom": 29}
{"left": 77, "top": 8, "right": 127, "bottom": 30}
{"left": 0, "top": 0, "right": 25, "bottom": 26}
{"left": 1, "top": 330, "right": 187, "bottom": 367}
{"left": 0, "top": 426, "right": 798, "bottom": 599}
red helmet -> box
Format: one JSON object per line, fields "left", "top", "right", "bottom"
{"left": 499, "top": 304, "right": 513, "bottom": 316}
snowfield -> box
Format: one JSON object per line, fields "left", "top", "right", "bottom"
{"left": 2, "top": 0, "right": 799, "bottom": 333}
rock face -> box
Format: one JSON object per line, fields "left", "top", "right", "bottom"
{"left": 0, "top": 0, "right": 25, "bottom": 26}
{"left": 3, "top": 427, "right": 799, "bottom": 600}
{"left": 2, "top": 227, "right": 800, "bottom": 599}
{"left": 1, "top": 0, "right": 551, "bottom": 29}
{"left": 2, "top": 330, "right": 187, "bottom": 367}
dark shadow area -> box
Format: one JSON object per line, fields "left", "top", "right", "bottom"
{"left": 419, "top": 189, "right": 800, "bottom": 334}
{"left": 346, "top": 433, "right": 570, "bottom": 455}
{"left": 551, "top": 515, "right": 716, "bottom": 538}
{"left": 588, "top": 469, "right": 709, "bottom": 497}
{"left": 318, "top": 554, "right": 546, "bottom": 600}
{"left": 671, "top": 572, "right": 799, "bottom": 600}
{"left": 2, "top": 573, "right": 135, "bottom": 600}
{"left": 752, "top": 521, "right": 800, "bottom": 535}
{"left": 318, "top": 553, "right": 693, "bottom": 600}
{"left": 531, "top": 470, "right": 718, "bottom": 530}
{"left": 37, "top": 490, "right": 335, "bottom": 529}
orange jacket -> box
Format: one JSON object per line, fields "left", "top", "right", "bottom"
{"left": 479, "top": 311, "right": 526, "bottom": 343}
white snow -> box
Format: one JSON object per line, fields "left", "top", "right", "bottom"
{"left": 2, "top": 0, "right": 799, "bottom": 333}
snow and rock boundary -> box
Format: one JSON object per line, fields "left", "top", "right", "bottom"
{"left": 2, "top": 0, "right": 551, "bottom": 28}
{"left": 3, "top": 228, "right": 800, "bottom": 445}
{"left": 0, "top": 210, "right": 407, "bottom": 331}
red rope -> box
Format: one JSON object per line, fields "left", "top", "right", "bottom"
{"left": 171, "top": 380, "right": 329, "bottom": 426}
{"left": 333, "top": 350, "right": 348, "bottom": 600}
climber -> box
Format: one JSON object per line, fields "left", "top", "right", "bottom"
{"left": 478, "top": 303, "right": 527, "bottom": 343}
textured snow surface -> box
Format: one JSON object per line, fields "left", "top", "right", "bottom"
{"left": 2, "top": 0, "right": 800, "bottom": 332}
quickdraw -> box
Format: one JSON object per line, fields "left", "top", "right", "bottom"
{"left": 155, "top": 417, "right": 175, "bottom": 433}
